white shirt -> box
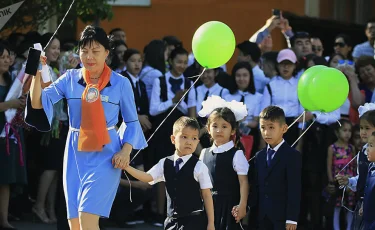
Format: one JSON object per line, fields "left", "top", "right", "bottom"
{"left": 149, "top": 72, "right": 196, "bottom": 116}
{"left": 139, "top": 65, "right": 163, "bottom": 101}
{"left": 266, "top": 139, "right": 285, "bottom": 161}
{"left": 252, "top": 65, "right": 270, "bottom": 94}
{"left": 225, "top": 90, "right": 262, "bottom": 122}
{"left": 199, "top": 141, "right": 249, "bottom": 175}
{"left": 261, "top": 76, "right": 304, "bottom": 117}
{"left": 340, "top": 98, "right": 350, "bottom": 115}
{"left": 147, "top": 153, "right": 213, "bottom": 190}
{"left": 196, "top": 83, "right": 229, "bottom": 113}
{"left": 348, "top": 144, "right": 368, "bottom": 192}
{"left": 266, "top": 139, "right": 298, "bottom": 225}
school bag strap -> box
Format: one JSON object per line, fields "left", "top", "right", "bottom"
{"left": 219, "top": 88, "right": 224, "bottom": 97}
{"left": 266, "top": 83, "right": 272, "bottom": 104}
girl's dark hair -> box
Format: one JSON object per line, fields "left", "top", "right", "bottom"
{"left": 169, "top": 46, "right": 188, "bottom": 61}
{"left": 332, "top": 119, "right": 352, "bottom": 133}
{"left": 360, "top": 110, "right": 375, "bottom": 127}
{"left": 0, "top": 43, "right": 13, "bottom": 89}
{"left": 78, "top": 26, "right": 110, "bottom": 50}
{"left": 230, "top": 61, "right": 256, "bottom": 94}
{"left": 328, "top": 53, "right": 345, "bottom": 66}
{"left": 143, "top": 39, "right": 166, "bottom": 74}
{"left": 40, "top": 32, "right": 60, "bottom": 49}
{"left": 123, "top": 48, "right": 141, "bottom": 62}
{"left": 207, "top": 107, "right": 244, "bottom": 150}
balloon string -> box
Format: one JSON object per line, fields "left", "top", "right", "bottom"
{"left": 288, "top": 111, "right": 305, "bottom": 130}
{"left": 291, "top": 119, "right": 316, "bottom": 147}
{"left": 130, "top": 68, "right": 206, "bottom": 163}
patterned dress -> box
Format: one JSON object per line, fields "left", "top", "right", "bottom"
{"left": 331, "top": 143, "right": 356, "bottom": 208}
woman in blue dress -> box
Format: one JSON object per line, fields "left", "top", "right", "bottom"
{"left": 26, "top": 26, "right": 147, "bottom": 230}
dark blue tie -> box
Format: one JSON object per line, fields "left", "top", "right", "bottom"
{"left": 175, "top": 158, "right": 183, "bottom": 173}
{"left": 169, "top": 78, "right": 183, "bottom": 94}
{"left": 267, "top": 148, "right": 275, "bottom": 167}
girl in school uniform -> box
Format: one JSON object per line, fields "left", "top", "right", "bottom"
{"left": 225, "top": 62, "right": 262, "bottom": 157}
{"left": 196, "top": 66, "right": 229, "bottom": 149}
{"left": 198, "top": 96, "right": 249, "bottom": 230}
{"left": 148, "top": 46, "right": 196, "bottom": 226}
{"left": 120, "top": 49, "right": 151, "bottom": 133}
{"left": 261, "top": 49, "right": 310, "bottom": 146}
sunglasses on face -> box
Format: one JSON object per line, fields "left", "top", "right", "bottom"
{"left": 334, "top": 42, "right": 346, "bottom": 48}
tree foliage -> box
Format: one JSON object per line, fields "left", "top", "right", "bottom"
{"left": 1, "top": 0, "right": 114, "bottom": 32}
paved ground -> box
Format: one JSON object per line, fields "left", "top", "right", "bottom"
{"left": 11, "top": 221, "right": 156, "bottom": 229}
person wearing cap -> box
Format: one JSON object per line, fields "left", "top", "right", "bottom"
{"left": 261, "top": 49, "right": 313, "bottom": 146}
{"left": 237, "top": 41, "right": 269, "bottom": 94}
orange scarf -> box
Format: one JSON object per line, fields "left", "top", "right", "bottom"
{"left": 78, "top": 64, "right": 111, "bottom": 152}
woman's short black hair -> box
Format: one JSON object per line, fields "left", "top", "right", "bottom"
{"left": 78, "top": 26, "right": 110, "bottom": 50}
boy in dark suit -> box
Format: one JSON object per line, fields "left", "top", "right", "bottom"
{"left": 250, "top": 106, "right": 302, "bottom": 230}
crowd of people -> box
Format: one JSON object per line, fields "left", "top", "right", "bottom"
{"left": 0, "top": 13, "right": 374, "bottom": 230}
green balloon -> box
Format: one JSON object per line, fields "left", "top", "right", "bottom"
{"left": 308, "top": 67, "right": 349, "bottom": 113}
{"left": 298, "top": 65, "right": 328, "bottom": 111}
{"left": 192, "top": 21, "right": 236, "bottom": 69}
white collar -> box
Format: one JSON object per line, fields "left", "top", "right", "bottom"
{"left": 237, "top": 90, "right": 249, "bottom": 96}
{"left": 363, "top": 143, "right": 368, "bottom": 156}
{"left": 267, "top": 139, "right": 285, "bottom": 152}
{"left": 276, "top": 76, "right": 297, "bottom": 83}
{"left": 210, "top": 141, "right": 234, "bottom": 154}
{"left": 166, "top": 71, "right": 184, "bottom": 80}
{"left": 202, "top": 83, "right": 220, "bottom": 92}
{"left": 127, "top": 72, "right": 139, "bottom": 86}
{"left": 173, "top": 152, "right": 192, "bottom": 164}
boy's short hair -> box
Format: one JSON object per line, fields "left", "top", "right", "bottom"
{"left": 372, "top": 131, "right": 375, "bottom": 137}
{"left": 173, "top": 116, "right": 200, "bottom": 135}
{"left": 259, "top": 106, "right": 286, "bottom": 125}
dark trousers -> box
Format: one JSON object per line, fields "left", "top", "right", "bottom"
{"left": 284, "top": 117, "right": 299, "bottom": 147}
{"left": 56, "top": 168, "right": 69, "bottom": 230}
{"left": 299, "top": 171, "right": 323, "bottom": 230}
{"left": 164, "top": 213, "right": 207, "bottom": 230}
{"left": 352, "top": 200, "right": 365, "bottom": 230}
{"left": 258, "top": 216, "right": 285, "bottom": 230}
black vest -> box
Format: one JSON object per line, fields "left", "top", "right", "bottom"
{"left": 357, "top": 147, "right": 371, "bottom": 200}
{"left": 202, "top": 147, "right": 240, "bottom": 196}
{"left": 159, "top": 76, "right": 191, "bottom": 104}
{"left": 121, "top": 71, "right": 149, "bottom": 115}
{"left": 164, "top": 156, "right": 203, "bottom": 217}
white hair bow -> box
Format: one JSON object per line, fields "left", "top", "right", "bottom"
{"left": 358, "top": 103, "right": 375, "bottom": 118}
{"left": 198, "top": 95, "right": 248, "bottom": 122}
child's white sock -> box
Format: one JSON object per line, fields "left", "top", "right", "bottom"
{"left": 333, "top": 207, "right": 341, "bottom": 230}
